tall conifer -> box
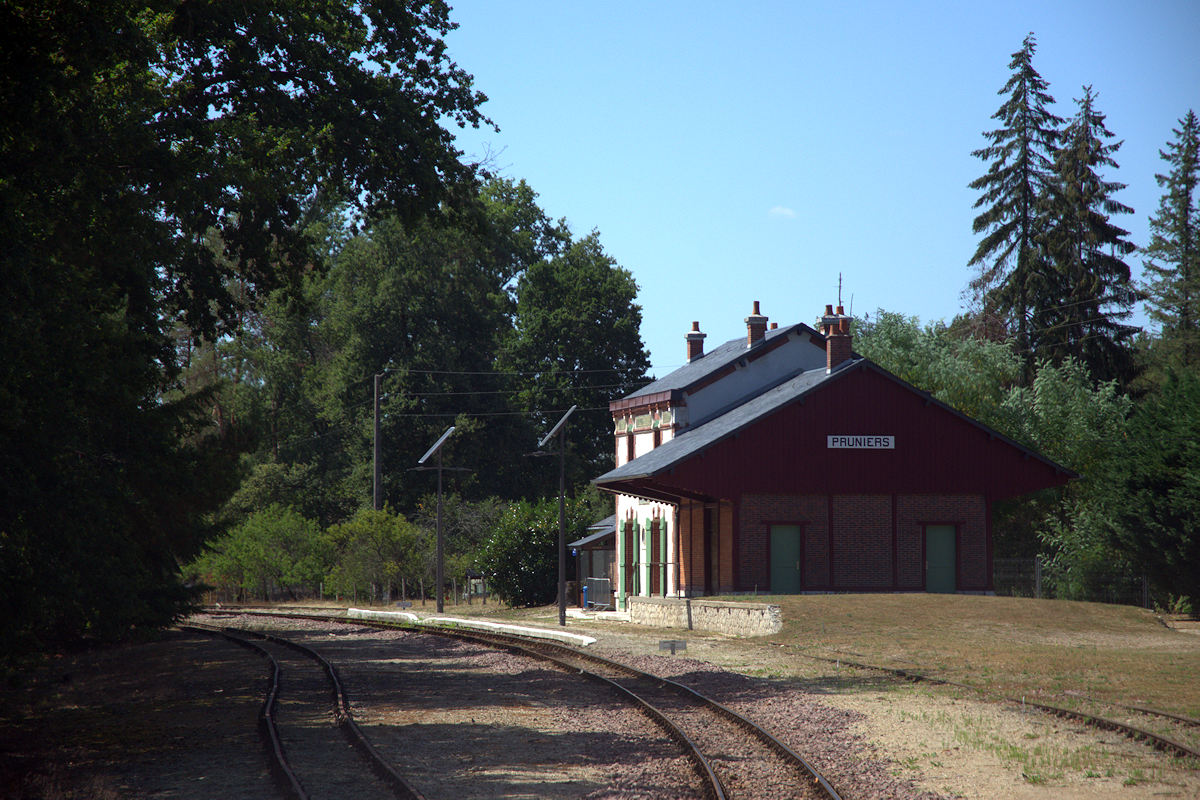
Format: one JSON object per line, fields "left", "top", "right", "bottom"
{"left": 1143, "top": 110, "right": 1200, "bottom": 368}
{"left": 1035, "top": 87, "right": 1140, "bottom": 385}
{"left": 968, "top": 33, "right": 1063, "bottom": 362}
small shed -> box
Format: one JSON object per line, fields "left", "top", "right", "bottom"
{"left": 570, "top": 515, "right": 616, "bottom": 608}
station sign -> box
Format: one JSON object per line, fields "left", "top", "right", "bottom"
{"left": 827, "top": 435, "right": 894, "bottom": 449}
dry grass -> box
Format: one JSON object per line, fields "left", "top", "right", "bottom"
{"left": 736, "top": 593, "right": 1200, "bottom": 717}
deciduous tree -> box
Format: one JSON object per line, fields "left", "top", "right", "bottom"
{"left": 188, "top": 505, "right": 330, "bottom": 601}
{"left": 997, "top": 358, "right": 1132, "bottom": 595}
{"left": 853, "top": 310, "right": 1021, "bottom": 424}
{"left": 501, "top": 233, "right": 652, "bottom": 479}
{"left": 1106, "top": 370, "right": 1200, "bottom": 602}
{"left": 0, "top": 0, "right": 488, "bottom": 668}
{"left": 477, "top": 491, "right": 608, "bottom": 607}
{"left": 325, "top": 508, "right": 427, "bottom": 603}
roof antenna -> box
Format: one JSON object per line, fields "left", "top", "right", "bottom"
{"left": 837, "top": 272, "right": 843, "bottom": 307}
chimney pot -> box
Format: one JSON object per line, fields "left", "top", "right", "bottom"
{"left": 686, "top": 321, "right": 707, "bottom": 361}
{"left": 745, "top": 301, "right": 768, "bottom": 347}
{"left": 823, "top": 302, "right": 853, "bottom": 372}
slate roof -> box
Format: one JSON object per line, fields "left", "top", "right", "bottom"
{"left": 594, "top": 356, "right": 1077, "bottom": 489}
{"left": 625, "top": 323, "right": 818, "bottom": 400}
{"left": 586, "top": 514, "right": 616, "bottom": 531}
{"left": 569, "top": 515, "right": 615, "bottom": 548}
{"left": 596, "top": 359, "right": 851, "bottom": 485}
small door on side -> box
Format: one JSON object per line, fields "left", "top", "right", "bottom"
{"left": 769, "top": 525, "right": 803, "bottom": 594}
{"left": 925, "top": 524, "right": 956, "bottom": 593}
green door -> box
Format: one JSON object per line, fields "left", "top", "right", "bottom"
{"left": 770, "top": 525, "right": 803, "bottom": 593}
{"left": 925, "top": 525, "right": 956, "bottom": 593}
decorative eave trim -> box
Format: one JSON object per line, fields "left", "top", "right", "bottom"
{"left": 609, "top": 389, "right": 682, "bottom": 414}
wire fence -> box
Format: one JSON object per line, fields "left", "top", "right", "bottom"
{"left": 993, "top": 557, "right": 1149, "bottom": 608}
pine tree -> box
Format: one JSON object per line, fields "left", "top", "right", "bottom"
{"left": 968, "top": 33, "right": 1063, "bottom": 362}
{"left": 1035, "top": 86, "right": 1141, "bottom": 385}
{"left": 1143, "top": 110, "right": 1200, "bottom": 368}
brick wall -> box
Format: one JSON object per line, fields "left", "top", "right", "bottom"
{"left": 739, "top": 492, "right": 989, "bottom": 593}
{"left": 740, "top": 495, "right": 830, "bottom": 590}
{"left": 896, "top": 494, "right": 988, "bottom": 590}
{"left": 720, "top": 501, "right": 735, "bottom": 593}
{"left": 832, "top": 494, "right": 892, "bottom": 588}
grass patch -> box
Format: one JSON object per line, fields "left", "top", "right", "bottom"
{"left": 741, "top": 593, "right": 1200, "bottom": 715}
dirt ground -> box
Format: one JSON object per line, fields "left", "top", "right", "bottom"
{"left": 561, "top": 616, "right": 1200, "bottom": 800}
{"left": 0, "top": 629, "right": 274, "bottom": 799}
{"left": 1, "top": 610, "right": 1197, "bottom": 799}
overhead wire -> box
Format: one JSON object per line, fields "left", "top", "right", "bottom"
{"left": 261, "top": 400, "right": 615, "bottom": 453}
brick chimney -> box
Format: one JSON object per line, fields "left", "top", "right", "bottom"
{"left": 821, "top": 303, "right": 853, "bottom": 372}
{"left": 686, "top": 321, "right": 707, "bottom": 361}
{"left": 745, "top": 301, "right": 768, "bottom": 347}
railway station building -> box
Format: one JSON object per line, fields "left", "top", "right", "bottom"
{"left": 593, "top": 302, "right": 1073, "bottom": 610}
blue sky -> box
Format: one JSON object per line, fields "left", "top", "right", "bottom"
{"left": 445, "top": 1, "right": 1200, "bottom": 376}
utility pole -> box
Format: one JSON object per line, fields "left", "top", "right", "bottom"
{"left": 557, "top": 424, "right": 566, "bottom": 626}
{"left": 373, "top": 373, "right": 382, "bottom": 511}
{"left": 538, "top": 406, "right": 576, "bottom": 627}
{"left": 418, "top": 427, "right": 456, "bottom": 613}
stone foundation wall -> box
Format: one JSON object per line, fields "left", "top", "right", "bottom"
{"left": 627, "top": 597, "right": 782, "bottom": 637}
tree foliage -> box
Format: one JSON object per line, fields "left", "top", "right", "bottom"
{"left": 1106, "top": 370, "right": 1200, "bottom": 601}
{"left": 996, "top": 358, "right": 1132, "bottom": 592}
{"left": 1142, "top": 110, "right": 1200, "bottom": 372}
{"left": 0, "top": 0, "right": 488, "bottom": 669}
{"left": 219, "top": 179, "right": 649, "bottom": 515}
{"left": 853, "top": 310, "right": 1021, "bottom": 424}
{"left": 857, "top": 312, "right": 1136, "bottom": 581}
{"left": 477, "top": 491, "right": 608, "bottom": 607}
{"left": 325, "top": 508, "right": 428, "bottom": 602}
{"left": 188, "top": 505, "right": 331, "bottom": 601}
{"left": 501, "top": 233, "right": 652, "bottom": 479}
{"left": 412, "top": 494, "right": 504, "bottom": 585}
{"left": 968, "top": 36, "right": 1144, "bottom": 387}
{"left": 967, "top": 33, "right": 1063, "bottom": 360}
{"left": 1034, "top": 87, "right": 1141, "bottom": 385}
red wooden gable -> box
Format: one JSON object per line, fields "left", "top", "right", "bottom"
{"left": 627, "top": 362, "right": 1072, "bottom": 503}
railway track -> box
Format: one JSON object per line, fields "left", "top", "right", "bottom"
{"left": 1027, "top": 697, "right": 1200, "bottom": 761}
{"left": 792, "top": 647, "right": 1200, "bottom": 761}
{"left": 205, "top": 610, "right": 844, "bottom": 799}
{"left": 185, "top": 623, "right": 425, "bottom": 800}
{"left": 416, "top": 624, "right": 842, "bottom": 800}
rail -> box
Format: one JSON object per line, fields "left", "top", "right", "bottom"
{"left": 207, "top": 608, "right": 844, "bottom": 799}
{"left": 185, "top": 622, "right": 428, "bottom": 800}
